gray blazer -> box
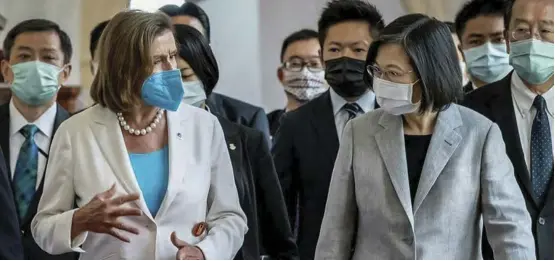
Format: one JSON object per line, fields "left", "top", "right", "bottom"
{"left": 315, "top": 104, "right": 536, "bottom": 260}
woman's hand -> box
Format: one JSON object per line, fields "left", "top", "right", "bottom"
{"left": 71, "top": 184, "right": 142, "bottom": 242}
{"left": 171, "top": 232, "right": 205, "bottom": 260}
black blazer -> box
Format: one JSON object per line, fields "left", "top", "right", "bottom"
{"left": 0, "top": 103, "right": 77, "bottom": 260}
{"left": 462, "top": 72, "right": 554, "bottom": 260}
{"left": 271, "top": 91, "right": 343, "bottom": 260}
{"left": 267, "top": 109, "right": 285, "bottom": 139}
{"left": 216, "top": 115, "right": 298, "bottom": 260}
{"left": 463, "top": 82, "right": 474, "bottom": 94}
{"left": 207, "top": 93, "right": 271, "bottom": 144}
{"left": 0, "top": 146, "right": 24, "bottom": 259}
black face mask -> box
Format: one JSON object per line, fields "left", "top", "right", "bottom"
{"left": 324, "top": 57, "right": 368, "bottom": 98}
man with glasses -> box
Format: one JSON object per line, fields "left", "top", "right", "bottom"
{"left": 267, "top": 29, "right": 326, "bottom": 138}
{"left": 464, "top": 0, "right": 554, "bottom": 259}
{"left": 455, "top": 0, "right": 513, "bottom": 93}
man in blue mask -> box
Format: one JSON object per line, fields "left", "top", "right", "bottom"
{"left": 455, "top": 0, "right": 513, "bottom": 93}
{"left": 464, "top": 0, "right": 554, "bottom": 259}
{"left": 0, "top": 19, "right": 75, "bottom": 260}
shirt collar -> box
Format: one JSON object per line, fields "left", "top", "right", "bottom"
{"left": 329, "top": 87, "right": 376, "bottom": 116}
{"left": 511, "top": 72, "right": 554, "bottom": 117}
{"left": 9, "top": 99, "right": 58, "bottom": 138}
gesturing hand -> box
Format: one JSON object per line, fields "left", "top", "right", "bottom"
{"left": 171, "top": 232, "right": 205, "bottom": 260}
{"left": 71, "top": 184, "right": 142, "bottom": 242}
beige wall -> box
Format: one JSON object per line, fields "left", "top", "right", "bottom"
{"left": 79, "top": 0, "right": 128, "bottom": 106}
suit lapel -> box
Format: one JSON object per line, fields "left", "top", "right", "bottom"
{"left": 155, "top": 108, "right": 190, "bottom": 219}
{"left": 489, "top": 77, "right": 537, "bottom": 207}
{"left": 375, "top": 113, "right": 414, "bottom": 225}
{"left": 0, "top": 103, "right": 11, "bottom": 172}
{"left": 310, "top": 91, "right": 339, "bottom": 162}
{"left": 413, "top": 106, "right": 462, "bottom": 213}
{"left": 89, "top": 106, "right": 152, "bottom": 219}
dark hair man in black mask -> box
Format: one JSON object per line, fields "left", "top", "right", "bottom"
{"left": 271, "top": 0, "right": 383, "bottom": 259}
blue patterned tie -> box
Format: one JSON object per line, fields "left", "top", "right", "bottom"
{"left": 343, "top": 103, "right": 363, "bottom": 120}
{"left": 13, "top": 124, "right": 39, "bottom": 220}
{"left": 530, "top": 95, "right": 553, "bottom": 205}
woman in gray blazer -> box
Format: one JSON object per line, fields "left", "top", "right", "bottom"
{"left": 315, "top": 14, "right": 535, "bottom": 260}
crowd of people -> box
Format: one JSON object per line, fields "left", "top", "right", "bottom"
{"left": 0, "top": 0, "right": 552, "bottom": 259}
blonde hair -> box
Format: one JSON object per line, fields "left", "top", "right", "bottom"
{"left": 90, "top": 10, "right": 173, "bottom": 113}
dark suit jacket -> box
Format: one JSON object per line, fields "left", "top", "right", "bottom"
{"left": 267, "top": 109, "right": 285, "bottom": 139}
{"left": 207, "top": 93, "right": 270, "bottom": 144}
{"left": 463, "top": 72, "right": 554, "bottom": 260}
{"left": 216, "top": 115, "right": 298, "bottom": 260}
{"left": 271, "top": 91, "right": 344, "bottom": 260}
{"left": 0, "top": 146, "right": 24, "bottom": 259}
{"left": 0, "top": 103, "right": 77, "bottom": 260}
{"left": 463, "top": 82, "right": 474, "bottom": 94}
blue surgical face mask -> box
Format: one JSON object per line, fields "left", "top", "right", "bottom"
{"left": 510, "top": 39, "right": 554, "bottom": 85}
{"left": 463, "top": 42, "right": 513, "bottom": 84}
{"left": 9, "top": 61, "right": 63, "bottom": 106}
{"left": 141, "top": 69, "right": 184, "bottom": 111}
{"left": 182, "top": 80, "right": 206, "bottom": 108}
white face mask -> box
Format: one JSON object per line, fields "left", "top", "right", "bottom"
{"left": 282, "top": 68, "right": 327, "bottom": 101}
{"left": 182, "top": 80, "right": 206, "bottom": 108}
{"left": 374, "top": 77, "right": 420, "bottom": 115}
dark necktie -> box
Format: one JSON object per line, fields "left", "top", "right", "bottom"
{"left": 530, "top": 95, "right": 553, "bottom": 205}
{"left": 343, "top": 103, "right": 363, "bottom": 120}
{"left": 13, "top": 124, "right": 39, "bottom": 220}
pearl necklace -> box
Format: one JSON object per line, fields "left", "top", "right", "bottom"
{"left": 116, "top": 109, "right": 164, "bottom": 136}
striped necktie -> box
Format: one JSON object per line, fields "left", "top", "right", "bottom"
{"left": 13, "top": 124, "right": 39, "bottom": 220}
{"left": 342, "top": 103, "right": 363, "bottom": 120}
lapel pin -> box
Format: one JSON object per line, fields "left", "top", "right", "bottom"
{"left": 177, "top": 133, "right": 182, "bottom": 139}
{"left": 192, "top": 222, "right": 208, "bottom": 237}
{"left": 229, "top": 143, "right": 236, "bottom": 150}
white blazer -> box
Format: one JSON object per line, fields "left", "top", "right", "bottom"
{"left": 31, "top": 104, "right": 248, "bottom": 260}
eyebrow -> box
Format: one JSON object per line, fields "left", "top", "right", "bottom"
{"left": 287, "top": 55, "right": 321, "bottom": 60}
{"left": 467, "top": 33, "right": 485, "bottom": 38}
{"left": 328, "top": 41, "right": 368, "bottom": 46}
{"left": 15, "top": 46, "right": 33, "bottom": 52}
{"left": 514, "top": 18, "right": 532, "bottom": 25}
{"left": 153, "top": 50, "right": 178, "bottom": 60}
{"left": 540, "top": 20, "right": 554, "bottom": 26}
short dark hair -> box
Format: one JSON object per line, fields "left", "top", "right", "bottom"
{"left": 505, "top": 0, "right": 516, "bottom": 30}
{"left": 159, "top": 2, "right": 210, "bottom": 43}
{"left": 318, "top": 0, "right": 384, "bottom": 47}
{"left": 173, "top": 24, "right": 219, "bottom": 97}
{"left": 90, "top": 20, "right": 110, "bottom": 59}
{"left": 280, "top": 29, "right": 318, "bottom": 62}
{"left": 444, "top": 21, "right": 456, "bottom": 33}
{"left": 454, "top": 0, "right": 510, "bottom": 40}
{"left": 3, "top": 19, "right": 73, "bottom": 64}
{"left": 365, "top": 14, "right": 463, "bottom": 113}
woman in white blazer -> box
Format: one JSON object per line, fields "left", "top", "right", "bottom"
{"left": 315, "top": 14, "right": 535, "bottom": 260}
{"left": 31, "top": 10, "right": 247, "bottom": 260}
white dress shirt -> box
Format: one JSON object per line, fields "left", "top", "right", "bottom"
{"left": 329, "top": 87, "right": 376, "bottom": 139}
{"left": 9, "top": 99, "right": 57, "bottom": 189}
{"left": 511, "top": 73, "right": 554, "bottom": 173}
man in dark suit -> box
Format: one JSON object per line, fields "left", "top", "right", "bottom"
{"left": 463, "top": 0, "right": 554, "bottom": 259}
{"left": 0, "top": 19, "right": 75, "bottom": 260}
{"left": 159, "top": 2, "right": 271, "bottom": 142}
{"left": 272, "top": 0, "right": 384, "bottom": 259}
{"left": 455, "top": 0, "right": 513, "bottom": 94}
{"left": 0, "top": 147, "right": 24, "bottom": 259}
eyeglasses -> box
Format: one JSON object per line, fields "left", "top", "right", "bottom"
{"left": 282, "top": 59, "right": 324, "bottom": 73}
{"left": 511, "top": 28, "right": 554, "bottom": 43}
{"left": 366, "top": 64, "right": 415, "bottom": 82}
